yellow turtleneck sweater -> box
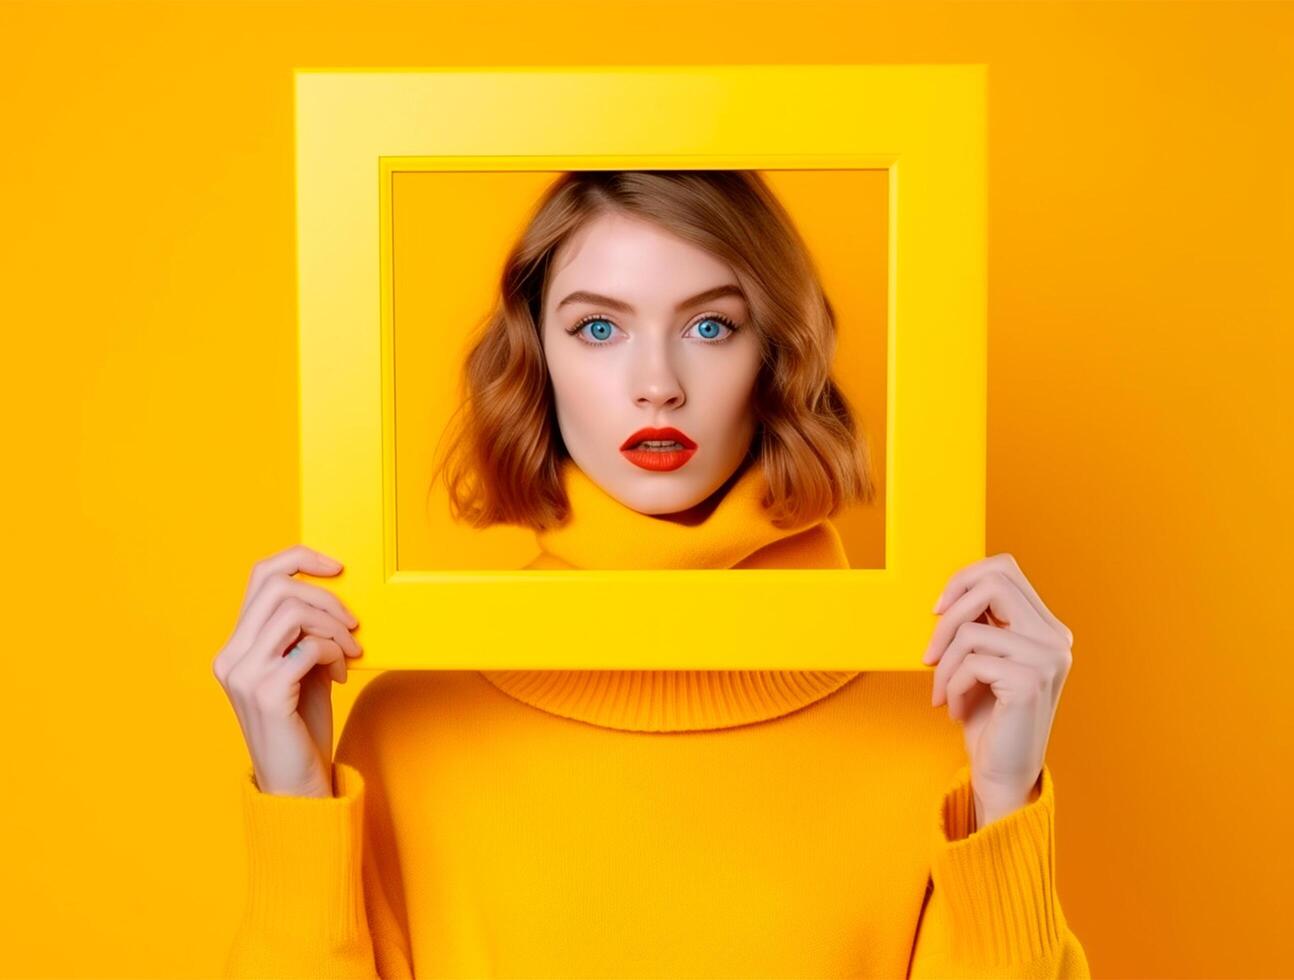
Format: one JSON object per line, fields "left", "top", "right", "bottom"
{"left": 225, "top": 458, "right": 1090, "bottom": 979}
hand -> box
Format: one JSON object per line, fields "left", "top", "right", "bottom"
{"left": 922, "top": 552, "right": 1074, "bottom": 828}
{"left": 212, "top": 544, "right": 364, "bottom": 798}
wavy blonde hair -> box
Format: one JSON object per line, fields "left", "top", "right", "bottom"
{"left": 430, "top": 170, "right": 877, "bottom": 532}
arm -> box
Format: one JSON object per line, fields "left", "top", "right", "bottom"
{"left": 907, "top": 763, "right": 1091, "bottom": 979}
{"left": 223, "top": 693, "right": 414, "bottom": 978}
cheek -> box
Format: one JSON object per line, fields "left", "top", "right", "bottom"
{"left": 700, "top": 349, "right": 763, "bottom": 426}
{"left": 547, "top": 353, "right": 618, "bottom": 434}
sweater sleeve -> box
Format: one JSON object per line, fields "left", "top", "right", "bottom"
{"left": 907, "top": 763, "right": 1092, "bottom": 979}
{"left": 223, "top": 690, "right": 415, "bottom": 978}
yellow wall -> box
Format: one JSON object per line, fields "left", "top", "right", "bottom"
{"left": 2, "top": 2, "right": 1290, "bottom": 976}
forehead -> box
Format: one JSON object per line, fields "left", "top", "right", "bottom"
{"left": 546, "top": 212, "right": 740, "bottom": 304}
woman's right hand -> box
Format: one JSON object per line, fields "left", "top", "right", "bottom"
{"left": 212, "top": 544, "right": 364, "bottom": 798}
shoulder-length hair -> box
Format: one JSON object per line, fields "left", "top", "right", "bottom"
{"left": 430, "top": 170, "right": 877, "bottom": 532}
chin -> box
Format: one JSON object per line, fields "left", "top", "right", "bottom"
{"left": 613, "top": 471, "right": 726, "bottom": 517}
{"left": 611, "top": 484, "right": 699, "bottom": 515}
{"left": 636, "top": 496, "right": 703, "bottom": 517}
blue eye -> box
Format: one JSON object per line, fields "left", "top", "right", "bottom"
{"left": 566, "top": 313, "right": 740, "bottom": 347}
{"left": 684, "top": 314, "right": 739, "bottom": 342}
{"left": 693, "top": 318, "right": 726, "bottom": 340}
{"left": 581, "top": 318, "right": 615, "bottom": 342}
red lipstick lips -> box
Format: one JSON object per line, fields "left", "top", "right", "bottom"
{"left": 619, "top": 426, "right": 698, "bottom": 472}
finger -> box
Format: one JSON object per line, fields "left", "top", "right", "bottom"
{"left": 933, "top": 553, "right": 1072, "bottom": 645}
{"left": 922, "top": 570, "right": 1049, "bottom": 667}
{"left": 944, "top": 651, "right": 1040, "bottom": 723}
{"left": 279, "top": 635, "right": 348, "bottom": 687}
{"left": 295, "top": 644, "right": 342, "bottom": 763}
{"left": 238, "top": 544, "right": 344, "bottom": 623}
{"left": 290, "top": 637, "right": 348, "bottom": 685}
{"left": 931, "top": 621, "right": 1053, "bottom": 707}
{"left": 235, "top": 573, "right": 360, "bottom": 653}
{"left": 246, "top": 596, "right": 362, "bottom": 670}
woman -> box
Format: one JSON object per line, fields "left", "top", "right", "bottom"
{"left": 215, "top": 171, "right": 1089, "bottom": 978}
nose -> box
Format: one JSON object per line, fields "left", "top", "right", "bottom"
{"left": 631, "top": 343, "right": 685, "bottom": 411}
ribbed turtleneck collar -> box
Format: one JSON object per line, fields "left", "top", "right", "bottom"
{"left": 529, "top": 455, "right": 837, "bottom": 570}
{"left": 478, "top": 456, "right": 862, "bottom": 732}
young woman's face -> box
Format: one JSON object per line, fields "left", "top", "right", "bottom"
{"left": 541, "top": 211, "right": 764, "bottom": 518}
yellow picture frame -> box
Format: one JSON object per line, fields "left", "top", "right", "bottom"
{"left": 295, "top": 65, "right": 987, "bottom": 671}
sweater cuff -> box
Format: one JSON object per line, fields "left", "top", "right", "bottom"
{"left": 237, "top": 761, "right": 369, "bottom": 948}
{"left": 930, "top": 762, "right": 1067, "bottom": 966}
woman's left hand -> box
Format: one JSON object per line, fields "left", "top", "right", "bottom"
{"left": 922, "top": 552, "right": 1075, "bottom": 828}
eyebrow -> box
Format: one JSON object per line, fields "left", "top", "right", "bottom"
{"left": 555, "top": 284, "right": 747, "bottom": 314}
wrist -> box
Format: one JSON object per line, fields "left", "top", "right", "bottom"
{"left": 972, "top": 772, "right": 1043, "bottom": 830}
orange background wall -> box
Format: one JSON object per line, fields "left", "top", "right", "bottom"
{"left": 2, "top": 2, "right": 1290, "bottom": 976}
